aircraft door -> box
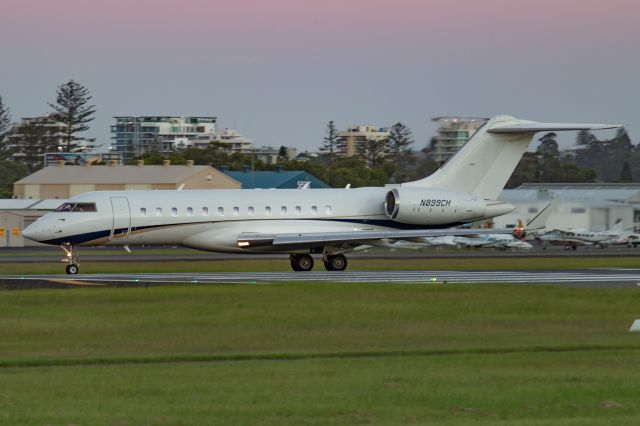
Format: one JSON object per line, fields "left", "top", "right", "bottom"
{"left": 110, "top": 197, "right": 131, "bottom": 240}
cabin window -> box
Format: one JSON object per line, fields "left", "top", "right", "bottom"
{"left": 155, "top": 208, "right": 162, "bottom": 216}
{"left": 248, "top": 206, "right": 255, "bottom": 216}
{"left": 265, "top": 206, "right": 272, "bottom": 215}
{"left": 217, "top": 207, "right": 224, "bottom": 216}
{"left": 571, "top": 207, "right": 586, "bottom": 214}
{"left": 528, "top": 207, "right": 538, "bottom": 213}
{"left": 171, "top": 207, "right": 178, "bottom": 217}
{"left": 187, "top": 207, "right": 193, "bottom": 216}
{"left": 281, "top": 206, "right": 287, "bottom": 215}
{"left": 140, "top": 208, "right": 147, "bottom": 216}
{"left": 311, "top": 206, "right": 318, "bottom": 215}
{"left": 295, "top": 206, "right": 302, "bottom": 215}
{"left": 325, "top": 206, "right": 332, "bottom": 215}
{"left": 233, "top": 207, "right": 239, "bottom": 216}
{"left": 202, "top": 207, "right": 209, "bottom": 216}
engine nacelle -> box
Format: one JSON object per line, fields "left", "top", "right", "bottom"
{"left": 384, "top": 188, "right": 512, "bottom": 225}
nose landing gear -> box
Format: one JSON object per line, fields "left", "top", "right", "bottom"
{"left": 61, "top": 243, "right": 80, "bottom": 274}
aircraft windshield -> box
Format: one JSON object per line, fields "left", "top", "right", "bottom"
{"left": 55, "top": 202, "right": 97, "bottom": 212}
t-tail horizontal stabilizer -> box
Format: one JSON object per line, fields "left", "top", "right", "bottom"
{"left": 403, "top": 115, "right": 623, "bottom": 200}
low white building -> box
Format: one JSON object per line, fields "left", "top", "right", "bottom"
{"left": 185, "top": 128, "right": 254, "bottom": 153}
{"left": 496, "top": 183, "right": 640, "bottom": 231}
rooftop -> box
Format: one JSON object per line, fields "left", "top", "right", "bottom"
{"left": 223, "top": 170, "right": 329, "bottom": 189}
{"left": 15, "top": 164, "right": 223, "bottom": 185}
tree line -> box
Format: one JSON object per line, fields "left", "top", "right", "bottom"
{"left": 505, "top": 128, "right": 636, "bottom": 188}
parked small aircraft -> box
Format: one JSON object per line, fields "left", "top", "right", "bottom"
{"left": 539, "top": 221, "right": 625, "bottom": 250}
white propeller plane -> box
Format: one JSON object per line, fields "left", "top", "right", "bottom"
{"left": 22, "top": 115, "right": 620, "bottom": 274}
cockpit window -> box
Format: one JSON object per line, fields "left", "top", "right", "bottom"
{"left": 55, "top": 202, "right": 97, "bottom": 212}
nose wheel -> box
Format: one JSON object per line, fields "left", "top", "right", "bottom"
{"left": 61, "top": 243, "right": 80, "bottom": 274}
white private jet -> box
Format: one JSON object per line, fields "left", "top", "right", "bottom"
{"left": 22, "top": 115, "right": 620, "bottom": 274}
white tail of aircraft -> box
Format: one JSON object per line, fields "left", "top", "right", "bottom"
{"left": 403, "top": 115, "right": 621, "bottom": 200}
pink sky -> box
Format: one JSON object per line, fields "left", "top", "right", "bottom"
{"left": 1, "top": 0, "right": 638, "bottom": 151}
{"left": 3, "top": 0, "right": 638, "bottom": 50}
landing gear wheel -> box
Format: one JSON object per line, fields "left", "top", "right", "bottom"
{"left": 324, "top": 254, "right": 347, "bottom": 271}
{"left": 290, "top": 254, "right": 314, "bottom": 271}
{"left": 60, "top": 243, "right": 80, "bottom": 274}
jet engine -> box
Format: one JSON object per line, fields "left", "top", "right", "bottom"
{"left": 384, "top": 188, "right": 512, "bottom": 225}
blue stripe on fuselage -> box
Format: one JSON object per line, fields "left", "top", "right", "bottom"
{"left": 39, "top": 218, "right": 467, "bottom": 245}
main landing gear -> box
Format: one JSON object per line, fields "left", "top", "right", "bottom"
{"left": 289, "top": 253, "right": 348, "bottom": 271}
{"left": 61, "top": 243, "right": 80, "bottom": 274}
{"left": 324, "top": 254, "right": 347, "bottom": 271}
{"left": 290, "top": 254, "right": 314, "bottom": 271}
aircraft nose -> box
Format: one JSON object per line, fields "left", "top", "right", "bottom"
{"left": 22, "top": 222, "right": 51, "bottom": 242}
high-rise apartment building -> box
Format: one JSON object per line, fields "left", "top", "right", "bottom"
{"left": 110, "top": 116, "right": 217, "bottom": 160}
{"left": 336, "top": 125, "right": 390, "bottom": 157}
{"left": 430, "top": 117, "right": 487, "bottom": 164}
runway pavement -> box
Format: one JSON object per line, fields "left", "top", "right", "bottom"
{"left": 2, "top": 245, "right": 640, "bottom": 263}
{"left": 2, "top": 268, "right": 640, "bottom": 289}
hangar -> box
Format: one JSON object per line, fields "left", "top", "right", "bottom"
{"left": 496, "top": 183, "right": 640, "bottom": 231}
{"left": 13, "top": 160, "right": 240, "bottom": 199}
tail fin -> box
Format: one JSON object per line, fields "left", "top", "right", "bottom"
{"left": 526, "top": 201, "right": 555, "bottom": 230}
{"left": 403, "top": 115, "right": 621, "bottom": 199}
{"left": 609, "top": 220, "right": 624, "bottom": 232}
{"left": 512, "top": 201, "right": 555, "bottom": 240}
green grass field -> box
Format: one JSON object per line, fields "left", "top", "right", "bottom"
{"left": 1, "top": 283, "right": 640, "bottom": 424}
{"left": 1, "top": 255, "right": 640, "bottom": 275}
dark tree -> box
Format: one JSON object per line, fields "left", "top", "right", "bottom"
{"left": 387, "top": 122, "right": 413, "bottom": 161}
{"left": 0, "top": 95, "right": 10, "bottom": 138}
{"left": 575, "top": 129, "right": 596, "bottom": 146}
{"left": 15, "top": 123, "right": 60, "bottom": 172}
{"left": 536, "top": 133, "right": 559, "bottom": 157}
{"left": 612, "top": 127, "right": 633, "bottom": 151}
{"left": 0, "top": 160, "right": 29, "bottom": 198}
{"left": 277, "top": 145, "right": 289, "bottom": 161}
{"left": 322, "top": 121, "right": 341, "bottom": 167}
{"left": 618, "top": 161, "right": 633, "bottom": 182}
{"left": 358, "top": 138, "right": 388, "bottom": 167}
{"left": 48, "top": 79, "right": 96, "bottom": 151}
{"left": 0, "top": 95, "right": 11, "bottom": 159}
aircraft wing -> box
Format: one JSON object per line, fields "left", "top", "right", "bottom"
{"left": 238, "top": 201, "right": 555, "bottom": 250}
{"left": 237, "top": 227, "right": 514, "bottom": 250}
